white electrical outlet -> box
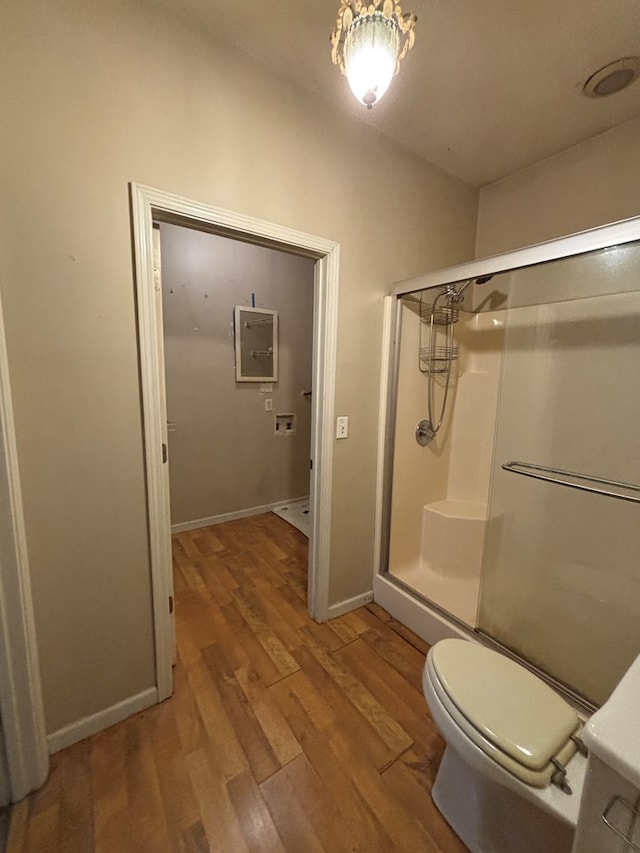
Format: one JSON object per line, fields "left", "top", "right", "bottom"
{"left": 265, "top": 398, "right": 273, "bottom": 411}
{"left": 336, "top": 416, "right": 349, "bottom": 439}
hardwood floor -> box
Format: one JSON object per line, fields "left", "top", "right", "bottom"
{"left": 8, "top": 513, "right": 467, "bottom": 852}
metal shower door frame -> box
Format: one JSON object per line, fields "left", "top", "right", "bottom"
{"left": 374, "top": 214, "right": 640, "bottom": 625}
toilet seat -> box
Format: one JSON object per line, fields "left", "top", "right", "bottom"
{"left": 428, "top": 639, "right": 582, "bottom": 788}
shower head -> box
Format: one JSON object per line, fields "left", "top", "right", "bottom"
{"left": 446, "top": 274, "right": 494, "bottom": 303}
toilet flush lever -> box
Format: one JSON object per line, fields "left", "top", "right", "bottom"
{"left": 550, "top": 758, "right": 572, "bottom": 795}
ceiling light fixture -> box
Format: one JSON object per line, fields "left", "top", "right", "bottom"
{"left": 583, "top": 57, "right": 640, "bottom": 98}
{"left": 331, "top": 1, "right": 417, "bottom": 110}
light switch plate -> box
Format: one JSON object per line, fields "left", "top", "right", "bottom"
{"left": 336, "top": 416, "right": 349, "bottom": 439}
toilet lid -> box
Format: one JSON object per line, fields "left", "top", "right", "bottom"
{"left": 430, "top": 639, "right": 579, "bottom": 771}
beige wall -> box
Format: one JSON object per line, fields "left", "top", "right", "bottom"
{"left": 0, "top": 0, "right": 477, "bottom": 733}
{"left": 477, "top": 117, "right": 640, "bottom": 256}
{"left": 160, "top": 224, "right": 314, "bottom": 525}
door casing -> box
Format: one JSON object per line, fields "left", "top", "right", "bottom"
{"left": 130, "top": 183, "right": 340, "bottom": 700}
{"left": 0, "top": 289, "right": 48, "bottom": 801}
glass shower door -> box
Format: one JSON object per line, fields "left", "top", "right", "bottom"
{"left": 477, "top": 248, "right": 640, "bottom": 706}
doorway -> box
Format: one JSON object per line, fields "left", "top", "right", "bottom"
{"left": 158, "top": 223, "right": 315, "bottom": 539}
{"left": 131, "top": 184, "right": 340, "bottom": 701}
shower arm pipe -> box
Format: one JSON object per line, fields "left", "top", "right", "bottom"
{"left": 502, "top": 461, "right": 640, "bottom": 504}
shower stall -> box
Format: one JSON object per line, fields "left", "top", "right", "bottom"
{"left": 375, "top": 217, "right": 640, "bottom": 710}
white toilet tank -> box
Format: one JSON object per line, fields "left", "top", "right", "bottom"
{"left": 572, "top": 654, "right": 640, "bottom": 852}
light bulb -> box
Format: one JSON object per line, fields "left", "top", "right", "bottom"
{"left": 344, "top": 14, "right": 399, "bottom": 109}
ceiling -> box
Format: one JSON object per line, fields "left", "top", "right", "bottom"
{"left": 152, "top": 0, "right": 640, "bottom": 187}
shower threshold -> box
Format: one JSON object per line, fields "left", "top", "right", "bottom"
{"left": 389, "top": 561, "right": 479, "bottom": 627}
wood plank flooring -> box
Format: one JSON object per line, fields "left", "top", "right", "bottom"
{"left": 8, "top": 513, "right": 468, "bottom": 852}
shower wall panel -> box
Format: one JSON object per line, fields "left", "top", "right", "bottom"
{"left": 388, "top": 301, "right": 452, "bottom": 574}
{"left": 388, "top": 300, "right": 504, "bottom": 626}
{"left": 447, "top": 311, "right": 504, "bottom": 503}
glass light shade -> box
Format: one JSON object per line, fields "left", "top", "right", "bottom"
{"left": 343, "top": 14, "right": 399, "bottom": 109}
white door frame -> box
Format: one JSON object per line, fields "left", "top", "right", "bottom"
{"left": 130, "top": 183, "right": 339, "bottom": 700}
{"left": 0, "top": 293, "right": 48, "bottom": 800}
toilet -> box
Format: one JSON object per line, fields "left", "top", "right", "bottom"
{"left": 423, "top": 638, "right": 640, "bottom": 853}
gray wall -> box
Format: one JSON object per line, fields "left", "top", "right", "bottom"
{"left": 160, "top": 225, "right": 314, "bottom": 525}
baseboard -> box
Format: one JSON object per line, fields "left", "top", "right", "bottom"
{"left": 327, "top": 590, "right": 374, "bottom": 619}
{"left": 46, "top": 686, "right": 158, "bottom": 754}
{"left": 171, "top": 498, "right": 308, "bottom": 533}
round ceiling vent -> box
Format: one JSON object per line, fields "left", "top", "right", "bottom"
{"left": 583, "top": 57, "right": 640, "bottom": 98}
